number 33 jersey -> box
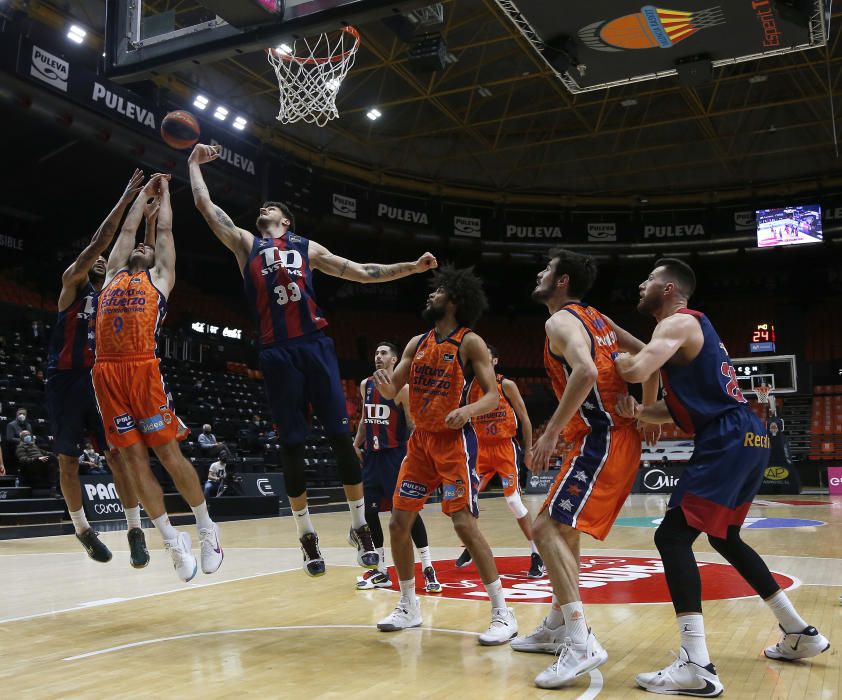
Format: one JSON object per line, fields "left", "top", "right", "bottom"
{"left": 95, "top": 270, "right": 166, "bottom": 361}
{"left": 244, "top": 233, "right": 328, "bottom": 347}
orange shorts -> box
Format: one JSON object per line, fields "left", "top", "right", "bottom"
{"left": 476, "top": 437, "right": 521, "bottom": 497}
{"left": 392, "top": 427, "right": 479, "bottom": 516}
{"left": 542, "top": 425, "right": 641, "bottom": 540}
{"left": 92, "top": 358, "right": 185, "bottom": 449}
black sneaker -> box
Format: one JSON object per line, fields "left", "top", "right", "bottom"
{"left": 348, "top": 524, "right": 379, "bottom": 568}
{"left": 76, "top": 528, "right": 112, "bottom": 563}
{"left": 528, "top": 552, "right": 545, "bottom": 579}
{"left": 423, "top": 566, "right": 443, "bottom": 593}
{"left": 128, "top": 528, "right": 150, "bottom": 569}
{"left": 300, "top": 532, "right": 326, "bottom": 577}
{"left": 455, "top": 548, "right": 472, "bottom": 568}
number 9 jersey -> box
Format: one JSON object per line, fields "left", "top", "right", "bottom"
{"left": 244, "top": 233, "right": 328, "bottom": 348}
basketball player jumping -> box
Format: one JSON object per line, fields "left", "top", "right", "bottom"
{"left": 615, "top": 258, "right": 829, "bottom": 697}
{"left": 189, "top": 143, "right": 437, "bottom": 577}
{"left": 455, "top": 345, "right": 544, "bottom": 578}
{"left": 373, "top": 265, "right": 519, "bottom": 645}
{"left": 93, "top": 173, "right": 223, "bottom": 583}
{"left": 353, "top": 342, "right": 441, "bottom": 593}
{"left": 46, "top": 168, "right": 148, "bottom": 566}
{"left": 514, "top": 249, "right": 658, "bottom": 689}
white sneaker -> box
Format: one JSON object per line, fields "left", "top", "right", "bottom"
{"left": 535, "top": 632, "right": 608, "bottom": 689}
{"left": 764, "top": 625, "right": 830, "bottom": 661}
{"left": 635, "top": 648, "right": 723, "bottom": 697}
{"left": 377, "top": 599, "right": 422, "bottom": 632}
{"left": 478, "top": 607, "right": 518, "bottom": 646}
{"left": 198, "top": 522, "right": 223, "bottom": 574}
{"left": 511, "top": 617, "right": 567, "bottom": 654}
{"left": 163, "top": 532, "right": 197, "bottom": 583}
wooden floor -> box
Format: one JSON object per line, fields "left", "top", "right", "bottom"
{"left": 1, "top": 494, "right": 840, "bottom": 699}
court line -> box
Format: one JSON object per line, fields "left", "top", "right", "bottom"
{"left": 63, "top": 624, "right": 603, "bottom": 699}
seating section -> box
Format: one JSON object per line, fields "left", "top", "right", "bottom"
{"left": 809, "top": 386, "right": 842, "bottom": 460}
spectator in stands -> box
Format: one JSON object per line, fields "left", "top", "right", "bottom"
{"left": 6, "top": 408, "right": 33, "bottom": 450}
{"left": 204, "top": 456, "right": 227, "bottom": 499}
{"left": 198, "top": 423, "right": 231, "bottom": 460}
{"left": 240, "top": 414, "right": 267, "bottom": 453}
{"left": 78, "top": 441, "right": 108, "bottom": 475}
{"left": 15, "top": 430, "right": 58, "bottom": 493}
{"left": 34, "top": 369, "right": 46, "bottom": 389}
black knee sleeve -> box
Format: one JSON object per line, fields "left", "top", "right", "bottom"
{"left": 655, "top": 507, "right": 704, "bottom": 615}
{"left": 365, "top": 504, "right": 384, "bottom": 549}
{"left": 410, "top": 514, "right": 429, "bottom": 549}
{"left": 707, "top": 527, "right": 780, "bottom": 599}
{"left": 279, "top": 443, "right": 307, "bottom": 498}
{"left": 327, "top": 434, "right": 362, "bottom": 486}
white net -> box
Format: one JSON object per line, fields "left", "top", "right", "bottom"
{"left": 267, "top": 26, "right": 360, "bottom": 127}
{"left": 755, "top": 385, "right": 772, "bottom": 404}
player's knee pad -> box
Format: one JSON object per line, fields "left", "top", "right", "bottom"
{"left": 327, "top": 434, "right": 362, "bottom": 486}
{"left": 279, "top": 443, "right": 307, "bottom": 498}
{"left": 505, "top": 492, "right": 529, "bottom": 519}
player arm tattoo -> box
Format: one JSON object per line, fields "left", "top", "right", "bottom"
{"left": 213, "top": 206, "right": 236, "bottom": 230}
{"left": 360, "top": 262, "right": 414, "bottom": 282}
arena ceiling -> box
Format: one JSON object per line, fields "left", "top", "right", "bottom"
{"left": 13, "top": 1, "right": 842, "bottom": 202}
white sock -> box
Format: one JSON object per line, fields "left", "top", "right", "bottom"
{"left": 561, "top": 601, "right": 589, "bottom": 645}
{"left": 124, "top": 505, "right": 142, "bottom": 530}
{"left": 152, "top": 513, "right": 179, "bottom": 542}
{"left": 485, "top": 578, "right": 507, "bottom": 610}
{"left": 69, "top": 507, "right": 91, "bottom": 535}
{"left": 418, "top": 546, "right": 432, "bottom": 570}
{"left": 348, "top": 497, "right": 366, "bottom": 530}
{"left": 293, "top": 507, "right": 316, "bottom": 537}
{"left": 191, "top": 501, "right": 214, "bottom": 530}
{"left": 677, "top": 614, "right": 711, "bottom": 667}
{"left": 765, "top": 590, "right": 808, "bottom": 633}
{"left": 399, "top": 578, "right": 417, "bottom": 605}
{"left": 529, "top": 540, "right": 539, "bottom": 555}
{"left": 546, "top": 596, "right": 566, "bottom": 629}
{"left": 377, "top": 547, "right": 387, "bottom": 574}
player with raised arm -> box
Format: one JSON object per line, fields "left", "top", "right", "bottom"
{"left": 615, "top": 258, "right": 829, "bottom": 697}
{"left": 46, "top": 169, "right": 149, "bottom": 566}
{"left": 352, "top": 342, "right": 441, "bottom": 593}
{"left": 189, "top": 143, "right": 437, "bottom": 577}
{"left": 92, "top": 174, "right": 223, "bottom": 583}
{"left": 513, "top": 249, "right": 659, "bottom": 689}
{"left": 372, "top": 265, "right": 518, "bottom": 645}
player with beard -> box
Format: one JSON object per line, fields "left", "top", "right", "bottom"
{"left": 189, "top": 143, "right": 437, "bottom": 577}
{"left": 46, "top": 169, "right": 148, "bottom": 566}
{"left": 372, "top": 265, "right": 518, "bottom": 645}
{"left": 512, "top": 249, "right": 658, "bottom": 689}
{"left": 615, "top": 258, "right": 829, "bottom": 697}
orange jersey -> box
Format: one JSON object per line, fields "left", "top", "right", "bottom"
{"left": 469, "top": 374, "right": 518, "bottom": 440}
{"left": 95, "top": 270, "right": 166, "bottom": 361}
{"left": 544, "top": 302, "right": 635, "bottom": 442}
{"left": 409, "top": 327, "right": 471, "bottom": 432}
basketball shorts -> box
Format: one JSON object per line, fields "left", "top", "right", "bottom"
{"left": 45, "top": 369, "right": 107, "bottom": 456}
{"left": 392, "top": 426, "right": 479, "bottom": 516}
{"left": 259, "top": 332, "right": 349, "bottom": 445}
{"left": 92, "top": 358, "right": 185, "bottom": 449}
{"left": 542, "top": 425, "right": 641, "bottom": 540}
{"left": 476, "top": 437, "right": 521, "bottom": 497}
{"left": 363, "top": 445, "right": 407, "bottom": 511}
{"left": 669, "top": 407, "right": 768, "bottom": 539}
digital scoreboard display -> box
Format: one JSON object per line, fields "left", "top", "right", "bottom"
{"left": 750, "top": 322, "right": 775, "bottom": 354}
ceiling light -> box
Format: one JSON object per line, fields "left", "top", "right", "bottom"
{"left": 67, "top": 25, "right": 87, "bottom": 44}
{"left": 621, "top": 98, "right": 638, "bottom": 107}
{"left": 748, "top": 74, "right": 767, "bottom": 84}
{"left": 366, "top": 108, "right": 382, "bottom": 121}
{"left": 193, "top": 95, "right": 209, "bottom": 110}
{"left": 233, "top": 116, "right": 247, "bottom": 130}
{"left": 213, "top": 106, "right": 229, "bottom": 121}
{"left": 477, "top": 86, "right": 492, "bottom": 98}
{"left": 326, "top": 78, "right": 342, "bottom": 92}
{"left": 276, "top": 43, "right": 292, "bottom": 55}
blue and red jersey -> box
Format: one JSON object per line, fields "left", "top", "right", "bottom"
{"left": 661, "top": 309, "right": 748, "bottom": 434}
{"left": 362, "top": 377, "right": 408, "bottom": 451}
{"left": 243, "top": 233, "right": 328, "bottom": 347}
{"left": 47, "top": 281, "right": 97, "bottom": 373}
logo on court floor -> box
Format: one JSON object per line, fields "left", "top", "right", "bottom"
{"left": 397, "top": 556, "right": 795, "bottom": 604}
{"left": 615, "top": 516, "right": 826, "bottom": 529}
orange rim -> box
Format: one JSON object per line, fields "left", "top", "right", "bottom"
{"left": 266, "top": 26, "right": 360, "bottom": 65}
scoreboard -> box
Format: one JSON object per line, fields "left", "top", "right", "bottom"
{"left": 750, "top": 322, "right": 776, "bottom": 354}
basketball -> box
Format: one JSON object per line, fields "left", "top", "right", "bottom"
{"left": 160, "top": 110, "right": 200, "bottom": 150}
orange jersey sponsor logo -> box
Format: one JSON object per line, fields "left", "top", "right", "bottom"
{"left": 409, "top": 327, "right": 471, "bottom": 432}
{"left": 469, "top": 374, "right": 517, "bottom": 439}
{"left": 95, "top": 270, "right": 166, "bottom": 360}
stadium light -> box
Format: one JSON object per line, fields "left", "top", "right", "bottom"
{"left": 366, "top": 108, "right": 382, "bottom": 121}
{"left": 233, "top": 116, "right": 248, "bottom": 131}
{"left": 193, "top": 95, "right": 210, "bottom": 110}
{"left": 276, "top": 43, "right": 292, "bottom": 55}
{"left": 213, "top": 106, "right": 229, "bottom": 121}
{"left": 67, "top": 25, "right": 87, "bottom": 44}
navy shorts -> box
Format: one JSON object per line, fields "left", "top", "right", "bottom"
{"left": 45, "top": 369, "right": 107, "bottom": 456}
{"left": 363, "top": 445, "right": 407, "bottom": 510}
{"left": 259, "top": 332, "right": 350, "bottom": 445}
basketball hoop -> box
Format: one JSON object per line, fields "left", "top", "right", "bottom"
{"left": 755, "top": 385, "right": 772, "bottom": 404}
{"left": 266, "top": 26, "right": 360, "bottom": 127}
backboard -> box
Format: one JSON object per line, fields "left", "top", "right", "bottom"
{"left": 104, "top": 0, "right": 427, "bottom": 81}
{"left": 731, "top": 354, "right": 798, "bottom": 395}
